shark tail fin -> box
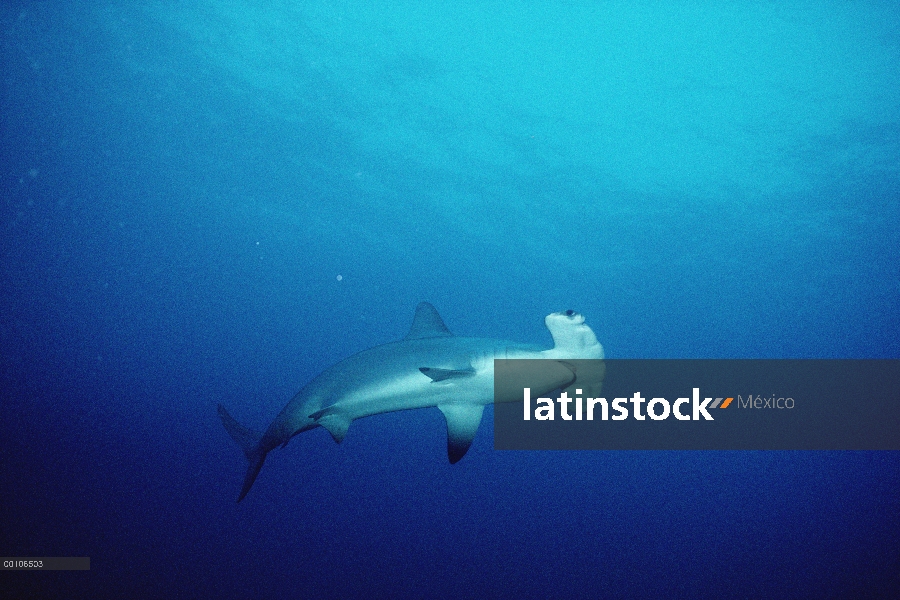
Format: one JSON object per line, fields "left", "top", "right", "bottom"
{"left": 217, "top": 404, "right": 268, "bottom": 503}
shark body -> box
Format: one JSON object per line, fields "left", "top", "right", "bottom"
{"left": 219, "top": 302, "right": 604, "bottom": 501}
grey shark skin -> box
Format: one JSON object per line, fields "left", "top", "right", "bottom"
{"left": 218, "top": 302, "right": 604, "bottom": 502}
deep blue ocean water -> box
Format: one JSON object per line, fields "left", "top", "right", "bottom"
{"left": 2, "top": 1, "right": 898, "bottom": 598}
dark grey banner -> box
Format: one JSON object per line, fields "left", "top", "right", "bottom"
{"left": 493, "top": 360, "right": 900, "bottom": 450}
{"left": 1, "top": 557, "right": 90, "bottom": 570}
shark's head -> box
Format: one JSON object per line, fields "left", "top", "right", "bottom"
{"left": 543, "top": 310, "right": 604, "bottom": 359}
{"left": 543, "top": 309, "right": 605, "bottom": 397}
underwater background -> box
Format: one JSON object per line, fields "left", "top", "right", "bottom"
{"left": 2, "top": 1, "right": 899, "bottom": 597}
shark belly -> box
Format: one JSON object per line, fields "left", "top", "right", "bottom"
{"left": 293, "top": 337, "right": 537, "bottom": 439}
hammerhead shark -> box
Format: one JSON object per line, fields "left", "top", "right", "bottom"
{"left": 218, "top": 302, "right": 604, "bottom": 501}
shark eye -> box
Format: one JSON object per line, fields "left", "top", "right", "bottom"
{"left": 565, "top": 309, "right": 576, "bottom": 317}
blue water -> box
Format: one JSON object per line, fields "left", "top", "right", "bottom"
{"left": 2, "top": 1, "right": 899, "bottom": 597}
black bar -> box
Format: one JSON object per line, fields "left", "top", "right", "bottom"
{"left": 1, "top": 558, "right": 90, "bottom": 571}
{"left": 494, "top": 359, "right": 900, "bottom": 450}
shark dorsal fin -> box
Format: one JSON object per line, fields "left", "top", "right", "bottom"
{"left": 404, "top": 302, "right": 454, "bottom": 340}
{"left": 437, "top": 404, "right": 485, "bottom": 463}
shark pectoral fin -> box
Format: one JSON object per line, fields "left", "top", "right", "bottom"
{"left": 559, "top": 359, "right": 606, "bottom": 398}
{"left": 493, "top": 360, "right": 577, "bottom": 403}
{"left": 419, "top": 367, "right": 476, "bottom": 382}
{"left": 437, "top": 403, "right": 485, "bottom": 464}
{"left": 309, "top": 407, "right": 351, "bottom": 444}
